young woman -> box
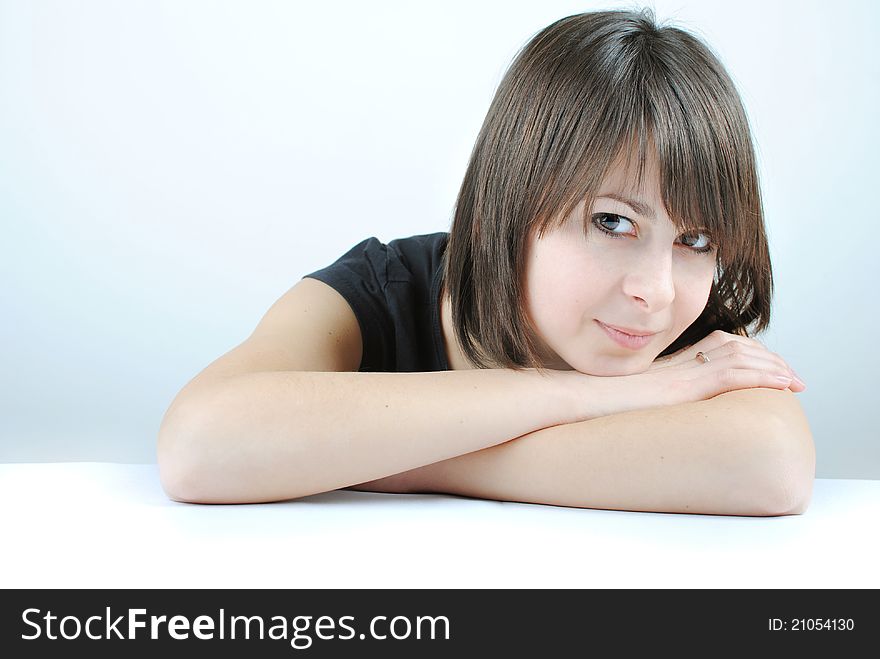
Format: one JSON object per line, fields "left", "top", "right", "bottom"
{"left": 157, "top": 9, "right": 815, "bottom": 515}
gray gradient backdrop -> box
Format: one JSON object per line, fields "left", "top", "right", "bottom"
{"left": 2, "top": 0, "right": 878, "bottom": 478}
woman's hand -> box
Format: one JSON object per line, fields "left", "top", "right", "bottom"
{"left": 566, "top": 330, "right": 806, "bottom": 421}
{"left": 648, "top": 330, "right": 805, "bottom": 389}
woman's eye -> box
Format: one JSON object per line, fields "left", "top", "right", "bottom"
{"left": 679, "top": 232, "right": 712, "bottom": 250}
{"left": 592, "top": 213, "right": 633, "bottom": 234}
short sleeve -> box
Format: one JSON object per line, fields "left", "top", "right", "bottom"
{"left": 301, "top": 237, "right": 394, "bottom": 372}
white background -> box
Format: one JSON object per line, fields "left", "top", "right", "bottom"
{"left": 1, "top": 0, "right": 877, "bottom": 477}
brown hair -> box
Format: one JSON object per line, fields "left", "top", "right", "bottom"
{"left": 440, "top": 7, "right": 772, "bottom": 374}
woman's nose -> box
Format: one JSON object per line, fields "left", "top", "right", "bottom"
{"left": 624, "top": 254, "right": 676, "bottom": 308}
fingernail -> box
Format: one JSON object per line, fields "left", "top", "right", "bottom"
{"left": 775, "top": 375, "right": 792, "bottom": 383}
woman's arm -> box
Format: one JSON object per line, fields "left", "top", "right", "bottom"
{"left": 158, "top": 368, "right": 587, "bottom": 503}
{"left": 350, "top": 387, "right": 815, "bottom": 517}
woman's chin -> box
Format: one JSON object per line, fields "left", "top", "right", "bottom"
{"left": 564, "top": 356, "right": 655, "bottom": 377}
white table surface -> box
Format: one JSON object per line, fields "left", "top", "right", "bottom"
{"left": 1, "top": 463, "right": 877, "bottom": 589}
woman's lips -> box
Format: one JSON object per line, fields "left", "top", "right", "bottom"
{"left": 596, "top": 320, "right": 657, "bottom": 350}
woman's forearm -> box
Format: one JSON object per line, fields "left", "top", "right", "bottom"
{"left": 353, "top": 388, "right": 815, "bottom": 517}
{"left": 158, "top": 368, "right": 590, "bottom": 503}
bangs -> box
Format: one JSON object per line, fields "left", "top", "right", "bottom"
{"left": 535, "top": 20, "right": 758, "bottom": 268}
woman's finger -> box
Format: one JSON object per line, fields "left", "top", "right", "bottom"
{"left": 698, "top": 367, "right": 796, "bottom": 398}
{"left": 693, "top": 341, "right": 800, "bottom": 382}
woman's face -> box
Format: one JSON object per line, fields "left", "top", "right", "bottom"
{"left": 524, "top": 150, "right": 717, "bottom": 376}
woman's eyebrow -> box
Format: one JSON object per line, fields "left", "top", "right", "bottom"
{"left": 596, "top": 193, "right": 656, "bottom": 223}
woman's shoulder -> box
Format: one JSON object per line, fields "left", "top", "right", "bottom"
{"left": 385, "top": 232, "right": 449, "bottom": 282}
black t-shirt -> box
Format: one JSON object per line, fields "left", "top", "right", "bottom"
{"left": 302, "top": 232, "right": 451, "bottom": 373}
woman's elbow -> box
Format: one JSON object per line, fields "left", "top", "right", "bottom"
{"left": 157, "top": 429, "right": 204, "bottom": 503}
{"left": 156, "top": 399, "right": 215, "bottom": 503}
{"left": 756, "top": 415, "right": 817, "bottom": 516}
